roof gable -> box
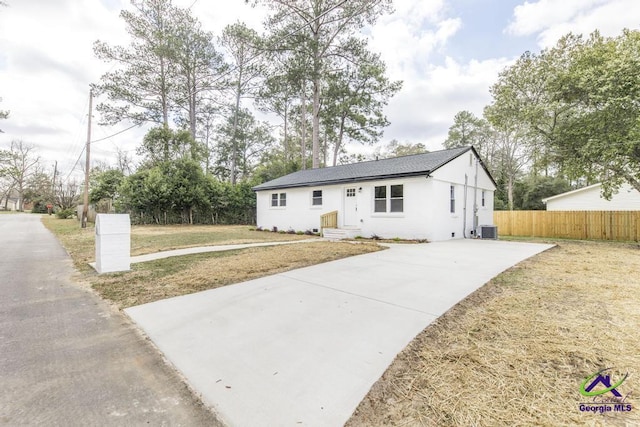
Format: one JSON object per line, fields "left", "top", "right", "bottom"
{"left": 253, "top": 146, "right": 490, "bottom": 191}
{"left": 541, "top": 183, "right": 601, "bottom": 202}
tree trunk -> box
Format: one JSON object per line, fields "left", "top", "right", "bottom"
{"left": 283, "top": 107, "right": 288, "bottom": 160}
{"left": 312, "top": 77, "right": 321, "bottom": 169}
{"left": 507, "top": 175, "right": 514, "bottom": 211}
{"left": 189, "top": 75, "right": 197, "bottom": 139}
{"left": 323, "top": 132, "right": 327, "bottom": 168}
{"left": 311, "top": 20, "right": 321, "bottom": 169}
{"left": 160, "top": 56, "right": 169, "bottom": 128}
{"left": 230, "top": 66, "right": 243, "bottom": 185}
{"left": 301, "top": 82, "right": 307, "bottom": 170}
{"left": 333, "top": 115, "right": 345, "bottom": 167}
{"left": 17, "top": 183, "right": 23, "bottom": 211}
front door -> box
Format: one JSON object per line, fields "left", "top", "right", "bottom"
{"left": 344, "top": 187, "right": 358, "bottom": 226}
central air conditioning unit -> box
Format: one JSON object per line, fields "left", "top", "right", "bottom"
{"left": 478, "top": 225, "right": 498, "bottom": 239}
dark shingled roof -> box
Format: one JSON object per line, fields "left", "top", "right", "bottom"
{"left": 253, "top": 146, "right": 482, "bottom": 191}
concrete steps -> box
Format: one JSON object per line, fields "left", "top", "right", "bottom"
{"left": 322, "top": 228, "right": 362, "bottom": 240}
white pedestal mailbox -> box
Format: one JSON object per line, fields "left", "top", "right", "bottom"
{"left": 95, "top": 214, "right": 131, "bottom": 274}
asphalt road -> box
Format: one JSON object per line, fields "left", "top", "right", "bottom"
{"left": 0, "top": 214, "right": 222, "bottom": 426}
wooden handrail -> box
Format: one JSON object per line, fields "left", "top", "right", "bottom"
{"left": 320, "top": 210, "right": 338, "bottom": 230}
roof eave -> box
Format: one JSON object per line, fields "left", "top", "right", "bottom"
{"left": 541, "top": 183, "right": 602, "bottom": 203}
{"left": 253, "top": 170, "right": 433, "bottom": 192}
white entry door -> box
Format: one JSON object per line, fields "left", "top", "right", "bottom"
{"left": 344, "top": 187, "right": 358, "bottom": 226}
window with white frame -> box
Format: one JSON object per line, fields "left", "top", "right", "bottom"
{"left": 374, "top": 185, "right": 387, "bottom": 212}
{"left": 271, "top": 192, "right": 286, "bottom": 207}
{"left": 450, "top": 185, "right": 455, "bottom": 213}
{"left": 374, "top": 184, "right": 404, "bottom": 213}
{"left": 390, "top": 185, "right": 403, "bottom": 212}
{"left": 312, "top": 190, "right": 322, "bottom": 206}
{"left": 481, "top": 190, "right": 485, "bottom": 207}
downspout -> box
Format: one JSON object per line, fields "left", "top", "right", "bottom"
{"left": 463, "top": 174, "right": 468, "bottom": 238}
{"left": 473, "top": 157, "right": 479, "bottom": 237}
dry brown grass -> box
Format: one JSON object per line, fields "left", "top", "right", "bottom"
{"left": 41, "top": 218, "right": 311, "bottom": 270}
{"left": 41, "top": 216, "right": 383, "bottom": 310}
{"left": 129, "top": 224, "right": 310, "bottom": 255}
{"left": 91, "top": 241, "right": 382, "bottom": 308}
{"left": 347, "top": 240, "right": 640, "bottom": 427}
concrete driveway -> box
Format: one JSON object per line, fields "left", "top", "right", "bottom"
{"left": 126, "top": 239, "right": 553, "bottom": 426}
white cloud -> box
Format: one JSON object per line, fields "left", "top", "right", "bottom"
{"left": 368, "top": 0, "right": 460, "bottom": 81}
{"left": 186, "top": 0, "right": 267, "bottom": 33}
{"left": 4, "top": 0, "right": 637, "bottom": 176}
{"left": 361, "top": 0, "right": 503, "bottom": 152}
{"left": 0, "top": 0, "right": 130, "bottom": 178}
{"left": 507, "top": 0, "right": 640, "bottom": 48}
{"left": 379, "top": 56, "right": 512, "bottom": 151}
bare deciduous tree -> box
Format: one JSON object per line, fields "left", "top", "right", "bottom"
{"left": 1, "top": 141, "right": 40, "bottom": 211}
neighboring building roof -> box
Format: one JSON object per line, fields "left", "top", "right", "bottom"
{"left": 541, "top": 182, "right": 640, "bottom": 211}
{"left": 253, "top": 146, "right": 495, "bottom": 191}
{"left": 541, "top": 183, "right": 602, "bottom": 203}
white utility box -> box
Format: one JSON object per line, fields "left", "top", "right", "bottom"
{"left": 95, "top": 214, "right": 131, "bottom": 274}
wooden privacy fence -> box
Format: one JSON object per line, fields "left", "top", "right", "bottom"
{"left": 494, "top": 210, "right": 640, "bottom": 241}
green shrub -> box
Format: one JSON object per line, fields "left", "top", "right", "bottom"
{"left": 31, "top": 202, "right": 49, "bottom": 214}
{"left": 56, "top": 208, "right": 76, "bottom": 219}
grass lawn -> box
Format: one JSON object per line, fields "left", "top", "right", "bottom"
{"left": 347, "top": 239, "right": 640, "bottom": 426}
{"left": 42, "top": 218, "right": 382, "bottom": 309}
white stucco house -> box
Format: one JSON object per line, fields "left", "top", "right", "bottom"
{"left": 1, "top": 190, "right": 20, "bottom": 211}
{"left": 253, "top": 146, "right": 497, "bottom": 241}
{"left": 542, "top": 183, "right": 640, "bottom": 211}
{"left": 3, "top": 197, "right": 19, "bottom": 211}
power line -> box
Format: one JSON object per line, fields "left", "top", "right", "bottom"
{"left": 91, "top": 123, "right": 140, "bottom": 143}
{"left": 63, "top": 145, "right": 86, "bottom": 183}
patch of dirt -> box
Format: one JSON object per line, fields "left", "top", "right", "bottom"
{"left": 347, "top": 240, "right": 640, "bottom": 426}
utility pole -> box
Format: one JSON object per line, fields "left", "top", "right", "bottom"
{"left": 51, "top": 160, "right": 57, "bottom": 214}
{"left": 81, "top": 89, "right": 93, "bottom": 229}
{"left": 51, "top": 160, "right": 57, "bottom": 193}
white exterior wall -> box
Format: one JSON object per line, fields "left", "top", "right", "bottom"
{"left": 255, "top": 150, "right": 496, "bottom": 241}
{"left": 256, "top": 184, "right": 344, "bottom": 232}
{"left": 356, "top": 177, "right": 431, "bottom": 240}
{"left": 428, "top": 151, "right": 495, "bottom": 241}
{"left": 5, "top": 198, "right": 19, "bottom": 211}
{"left": 545, "top": 183, "right": 640, "bottom": 211}
{"left": 256, "top": 178, "right": 432, "bottom": 239}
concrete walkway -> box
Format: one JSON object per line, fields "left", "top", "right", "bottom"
{"left": 130, "top": 239, "right": 319, "bottom": 264}
{"left": 126, "top": 239, "right": 553, "bottom": 426}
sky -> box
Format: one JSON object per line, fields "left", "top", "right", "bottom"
{"left": 0, "top": 0, "right": 638, "bottom": 182}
